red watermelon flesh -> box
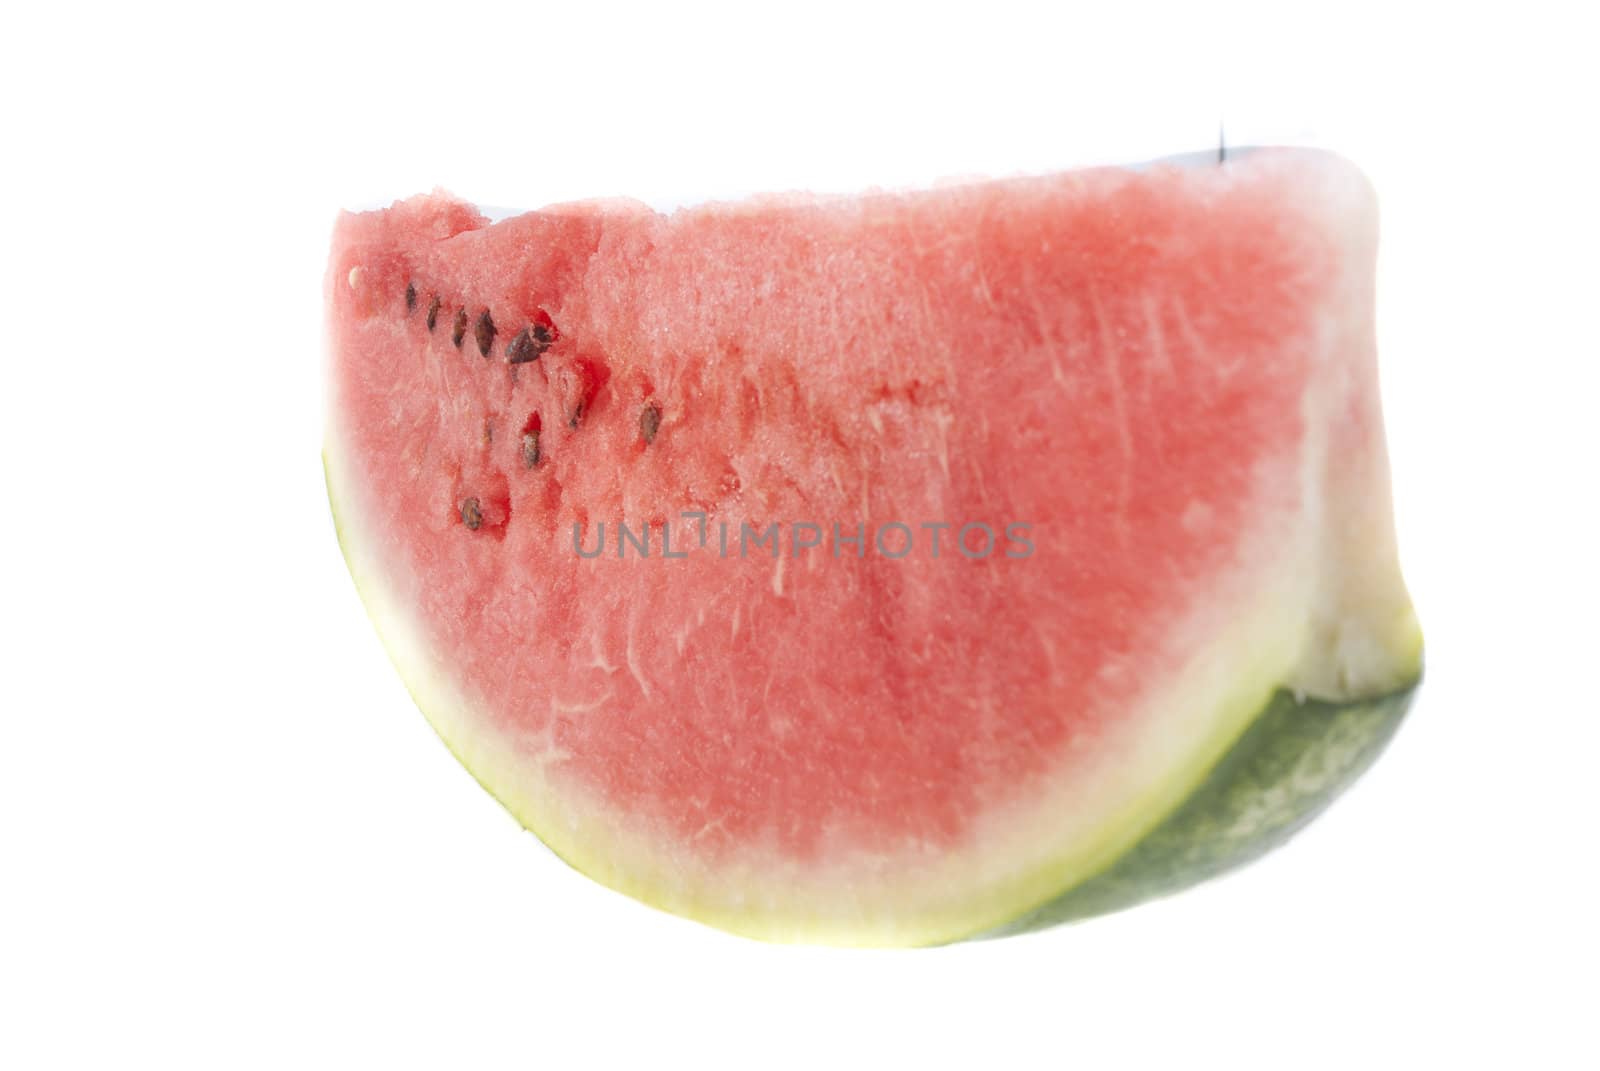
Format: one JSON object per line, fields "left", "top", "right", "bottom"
{"left": 325, "top": 148, "right": 1421, "bottom": 945}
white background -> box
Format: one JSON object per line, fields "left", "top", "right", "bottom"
{"left": 3, "top": 2, "right": 1596, "bottom": 1067}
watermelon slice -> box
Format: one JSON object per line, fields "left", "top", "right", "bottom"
{"left": 325, "top": 148, "right": 1421, "bottom": 946}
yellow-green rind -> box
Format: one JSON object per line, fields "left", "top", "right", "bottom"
{"left": 326, "top": 453, "right": 1420, "bottom": 947}
{"left": 980, "top": 683, "right": 1417, "bottom": 937}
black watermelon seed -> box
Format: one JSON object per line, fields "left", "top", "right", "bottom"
{"left": 461, "top": 497, "right": 483, "bottom": 530}
{"left": 451, "top": 308, "right": 468, "bottom": 348}
{"left": 521, "top": 431, "right": 542, "bottom": 468}
{"left": 475, "top": 310, "right": 497, "bottom": 357}
{"left": 568, "top": 400, "right": 586, "bottom": 429}
{"left": 426, "top": 295, "right": 441, "bottom": 331}
{"left": 507, "top": 326, "right": 550, "bottom": 365}
{"left": 405, "top": 281, "right": 417, "bottom": 313}
{"left": 640, "top": 403, "right": 662, "bottom": 444}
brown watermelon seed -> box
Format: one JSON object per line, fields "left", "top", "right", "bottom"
{"left": 451, "top": 308, "right": 468, "bottom": 348}
{"left": 475, "top": 310, "right": 497, "bottom": 357}
{"left": 505, "top": 330, "right": 530, "bottom": 364}
{"left": 483, "top": 419, "right": 493, "bottom": 444}
{"left": 405, "top": 281, "right": 417, "bottom": 313}
{"left": 640, "top": 403, "right": 662, "bottom": 444}
{"left": 461, "top": 497, "right": 483, "bottom": 530}
{"left": 426, "top": 294, "right": 441, "bottom": 331}
{"left": 568, "top": 399, "right": 586, "bottom": 430}
{"left": 521, "top": 431, "right": 542, "bottom": 468}
{"left": 506, "top": 327, "right": 549, "bottom": 365}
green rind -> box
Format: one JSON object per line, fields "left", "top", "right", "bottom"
{"left": 984, "top": 683, "right": 1417, "bottom": 937}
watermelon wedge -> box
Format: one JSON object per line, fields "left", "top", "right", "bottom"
{"left": 325, "top": 148, "right": 1422, "bottom": 946}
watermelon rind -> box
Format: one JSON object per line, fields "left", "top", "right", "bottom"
{"left": 981, "top": 683, "right": 1416, "bottom": 937}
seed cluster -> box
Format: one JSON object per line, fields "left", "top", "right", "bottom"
{"left": 409, "top": 279, "right": 559, "bottom": 368}
{"left": 403, "top": 278, "right": 663, "bottom": 531}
